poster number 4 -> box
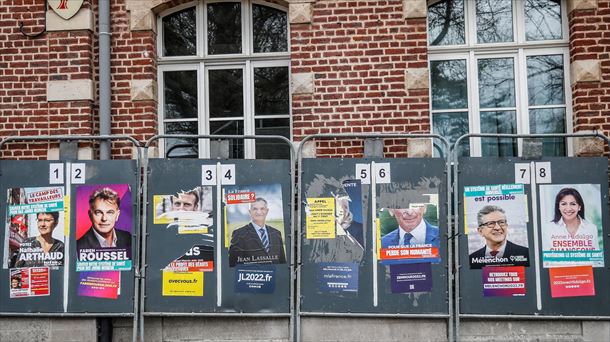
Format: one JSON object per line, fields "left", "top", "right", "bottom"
{"left": 49, "top": 163, "right": 64, "bottom": 184}
{"left": 221, "top": 164, "right": 235, "bottom": 185}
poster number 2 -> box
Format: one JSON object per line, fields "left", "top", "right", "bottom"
{"left": 71, "top": 163, "right": 86, "bottom": 184}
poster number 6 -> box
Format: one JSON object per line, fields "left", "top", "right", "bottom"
{"left": 374, "top": 163, "right": 391, "bottom": 184}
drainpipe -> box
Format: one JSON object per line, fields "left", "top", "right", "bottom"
{"left": 99, "top": 0, "right": 111, "bottom": 160}
{"left": 98, "top": 1, "right": 112, "bottom": 341}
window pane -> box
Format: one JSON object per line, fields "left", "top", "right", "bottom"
{"left": 480, "top": 110, "right": 517, "bottom": 156}
{"left": 476, "top": 0, "right": 513, "bottom": 43}
{"left": 432, "top": 112, "right": 469, "bottom": 157}
{"left": 530, "top": 108, "right": 566, "bottom": 156}
{"left": 208, "top": 2, "right": 242, "bottom": 55}
{"left": 164, "top": 122, "right": 198, "bottom": 158}
{"left": 255, "top": 118, "right": 290, "bottom": 159}
{"left": 208, "top": 69, "right": 243, "bottom": 119}
{"left": 164, "top": 70, "right": 197, "bottom": 119}
{"left": 478, "top": 58, "right": 515, "bottom": 108}
{"left": 163, "top": 7, "right": 196, "bottom": 56}
{"left": 428, "top": 0, "right": 465, "bottom": 46}
{"left": 252, "top": 4, "right": 287, "bottom": 53}
{"left": 431, "top": 60, "right": 468, "bottom": 110}
{"left": 527, "top": 55, "right": 565, "bottom": 106}
{"left": 254, "top": 67, "right": 289, "bottom": 115}
{"left": 210, "top": 120, "right": 244, "bottom": 158}
{"left": 525, "top": 0, "right": 562, "bottom": 41}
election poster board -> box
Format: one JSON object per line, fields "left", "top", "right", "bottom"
{"left": 299, "top": 157, "right": 448, "bottom": 315}
{"left": 458, "top": 157, "right": 610, "bottom": 317}
{"left": 144, "top": 159, "right": 291, "bottom": 314}
{"left": 0, "top": 160, "right": 138, "bottom": 314}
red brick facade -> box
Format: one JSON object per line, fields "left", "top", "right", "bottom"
{"left": 0, "top": 0, "right": 609, "bottom": 159}
{"left": 569, "top": 0, "right": 610, "bottom": 152}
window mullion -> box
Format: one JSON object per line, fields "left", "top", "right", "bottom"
{"left": 244, "top": 60, "right": 255, "bottom": 159}
{"left": 201, "top": 62, "right": 210, "bottom": 158}
{"left": 517, "top": 48, "right": 528, "bottom": 156}
{"left": 469, "top": 50, "right": 482, "bottom": 157}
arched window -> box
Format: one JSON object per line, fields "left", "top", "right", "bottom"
{"left": 428, "top": 0, "right": 570, "bottom": 157}
{"left": 158, "top": 0, "right": 290, "bottom": 158}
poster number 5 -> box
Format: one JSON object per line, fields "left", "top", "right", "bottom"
{"left": 355, "top": 164, "right": 370, "bottom": 184}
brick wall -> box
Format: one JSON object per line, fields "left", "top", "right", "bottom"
{"left": 0, "top": 0, "right": 95, "bottom": 159}
{"left": 569, "top": 0, "right": 610, "bottom": 151}
{"left": 290, "top": 0, "right": 430, "bottom": 157}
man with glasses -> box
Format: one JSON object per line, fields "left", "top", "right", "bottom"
{"left": 469, "top": 205, "right": 529, "bottom": 268}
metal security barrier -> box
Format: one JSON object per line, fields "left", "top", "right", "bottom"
{"left": 138, "top": 134, "right": 295, "bottom": 342}
{"left": 296, "top": 134, "right": 453, "bottom": 342}
{"left": 0, "top": 135, "right": 142, "bottom": 321}
{"left": 451, "top": 133, "right": 610, "bottom": 340}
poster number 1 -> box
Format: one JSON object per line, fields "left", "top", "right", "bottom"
{"left": 49, "top": 163, "right": 64, "bottom": 184}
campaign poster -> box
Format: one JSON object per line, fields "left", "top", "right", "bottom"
{"left": 10, "top": 267, "right": 50, "bottom": 298}
{"left": 316, "top": 262, "right": 358, "bottom": 293}
{"left": 482, "top": 266, "right": 526, "bottom": 297}
{"left": 549, "top": 266, "right": 595, "bottom": 298}
{"left": 464, "top": 184, "right": 530, "bottom": 269}
{"left": 164, "top": 245, "right": 214, "bottom": 272}
{"left": 75, "top": 184, "right": 132, "bottom": 272}
{"left": 337, "top": 180, "right": 364, "bottom": 249}
{"left": 153, "top": 186, "right": 213, "bottom": 234}
{"left": 377, "top": 192, "right": 440, "bottom": 265}
{"left": 234, "top": 266, "right": 276, "bottom": 294}
{"left": 4, "top": 187, "right": 65, "bottom": 269}
{"left": 162, "top": 271, "right": 203, "bottom": 297}
{"left": 224, "top": 184, "right": 286, "bottom": 267}
{"left": 390, "top": 263, "right": 433, "bottom": 294}
{"left": 78, "top": 271, "right": 120, "bottom": 299}
{"left": 305, "top": 198, "right": 335, "bottom": 239}
{"left": 539, "top": 184, "right": 604, "bottom": 268}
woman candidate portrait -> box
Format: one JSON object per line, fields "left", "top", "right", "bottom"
{"left": 545, "top": 187, "right": 600, "bottom": 251}
{"left": 14, "top": 211, "right": 64, "bottom": 268}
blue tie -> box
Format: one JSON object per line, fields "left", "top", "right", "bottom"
{"left": 259, "top": 228, "right": 269, "bottom": 253}
{"left": 402, "top": 233, "right": 414, "bottom": 246}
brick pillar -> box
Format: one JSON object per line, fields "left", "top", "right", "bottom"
{"left": 290, "top": 0, "right": 430, "bottom": 158}
{"left": 569, "top": 0, "right": 610, "bottom": 154}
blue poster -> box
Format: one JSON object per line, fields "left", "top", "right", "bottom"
{"left": 390, "top": 263, "right": 433, "bottom": 293}
{"left": 317, "top": 262, "right": 358, "bottom": 293}
{"left": 234, "top": 266, "right": 275, "bottom": 293}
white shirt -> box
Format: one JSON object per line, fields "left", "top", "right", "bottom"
{"left": 251, "top": 221, "right": 268, "bottom": 243}
{"left": 92, "top": 228, "right": 117, "bottom": 248}
{"left": 484, "top": 240, "right": 507, "bottom": 258}
{"left": 398, "top": 219, "right": 426, "bottom": 245}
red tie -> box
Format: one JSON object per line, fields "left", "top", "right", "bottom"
{"left": 490, "top": 251, "right": 499, "bottom": 257}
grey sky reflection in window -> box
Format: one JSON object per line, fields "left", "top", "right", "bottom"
{"left": 525, "top": 0, "right": 562, "bottom": 41}
{"left": 527, "top": 55, "right": 564, "bottom": 106}
{"left": 431, "top": 60, "right": 468, "bottom": 110}
{"left": 476, "top": 0, "right": 513, "bottom": 44}
{"left": 428, "top": 0, "right": 465, "bottom": 46}
{"left": 478, "top": 58, "right": 515, "bottom": 108}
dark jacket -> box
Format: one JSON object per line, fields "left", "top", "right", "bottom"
{"left": 228, "top": 223, "right": 286, "bottom": 267}
{"left": 76, "top": 227, "right": 132, "bottom": 250}
{"left": 469, "top": 240, "right": 529, "bottom": 269}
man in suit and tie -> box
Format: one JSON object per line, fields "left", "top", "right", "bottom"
{"left": 381, "top": 205, "right": 440, "bottom": 249}
{"left": 228, "top": 198, "right": 286, "bottom": 267}
{"left": 469, "top": 205, "right": 529, "bottom": 268}
{"left": 77, "top": 187, "right": 131, "bottom": 250}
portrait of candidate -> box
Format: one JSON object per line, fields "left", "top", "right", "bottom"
{"left": 549, "top": 187, "right": 600, "bottom": 249}
{"left": 469, "top": 205, "right": 529, "bottom": 268}
{"left": 380, "top": 205, "right": 439, "bottom": 248}
{"left": 77, "top": 187, "right": 131, "bottom": 250}
{"left": 228, "top": 197, "right": 286, "bottom": 267}
{"left": 14, "top": 211, "right": 64, "bottom": 268}
{"left": 171, "top": 190, "right": 199, "bottom": 212}
{"left": 335, "top": 195, "right": 364, "bottom": 249}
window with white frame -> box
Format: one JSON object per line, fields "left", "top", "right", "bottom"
{"left": 427, "top": 0, "right": 571, "bottom": 157}
{"left": 158, "top": 0, "right": 290, "bottom": 159}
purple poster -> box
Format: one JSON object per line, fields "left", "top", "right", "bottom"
{"left": 390, "top": 263, "right": 433, "bottom": 293}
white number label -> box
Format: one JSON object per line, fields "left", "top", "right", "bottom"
{"left": 535, "top": 162, "right": 552, "bottom": 183}
{"left": 71, "top": 163, "right": 86, "bottom": 184}
{"left": 355, "top": 163, "right": 370, "bottom": 184}
{"left": 221, "top": 164, "right": 235, "bottom": 185}
{"left": 374, "top": 162, "right": 391, "bottom": 184}
{"left": 201, "top": 165, "right": 217, "bottom": 185}
{"left": 49, "top": 163, "right": 64, "bottom": 184}
{"left": 514, "top": 163, "right": 531, "bottom": 184}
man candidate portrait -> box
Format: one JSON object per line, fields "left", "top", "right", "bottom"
{"left": 77, "top": 187, "right": 131, "bottom": 249}
{"left": 171, "top": 190, "right": 199, "bottom": 212}
{"left": 469, "top": 205, "right": 529, "bottom": 268}
{"left": 228, "top": 198, "right": 286, "bottom": 267}
{"left": 381, "top": 205, "right": 440, "bottom": 248}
